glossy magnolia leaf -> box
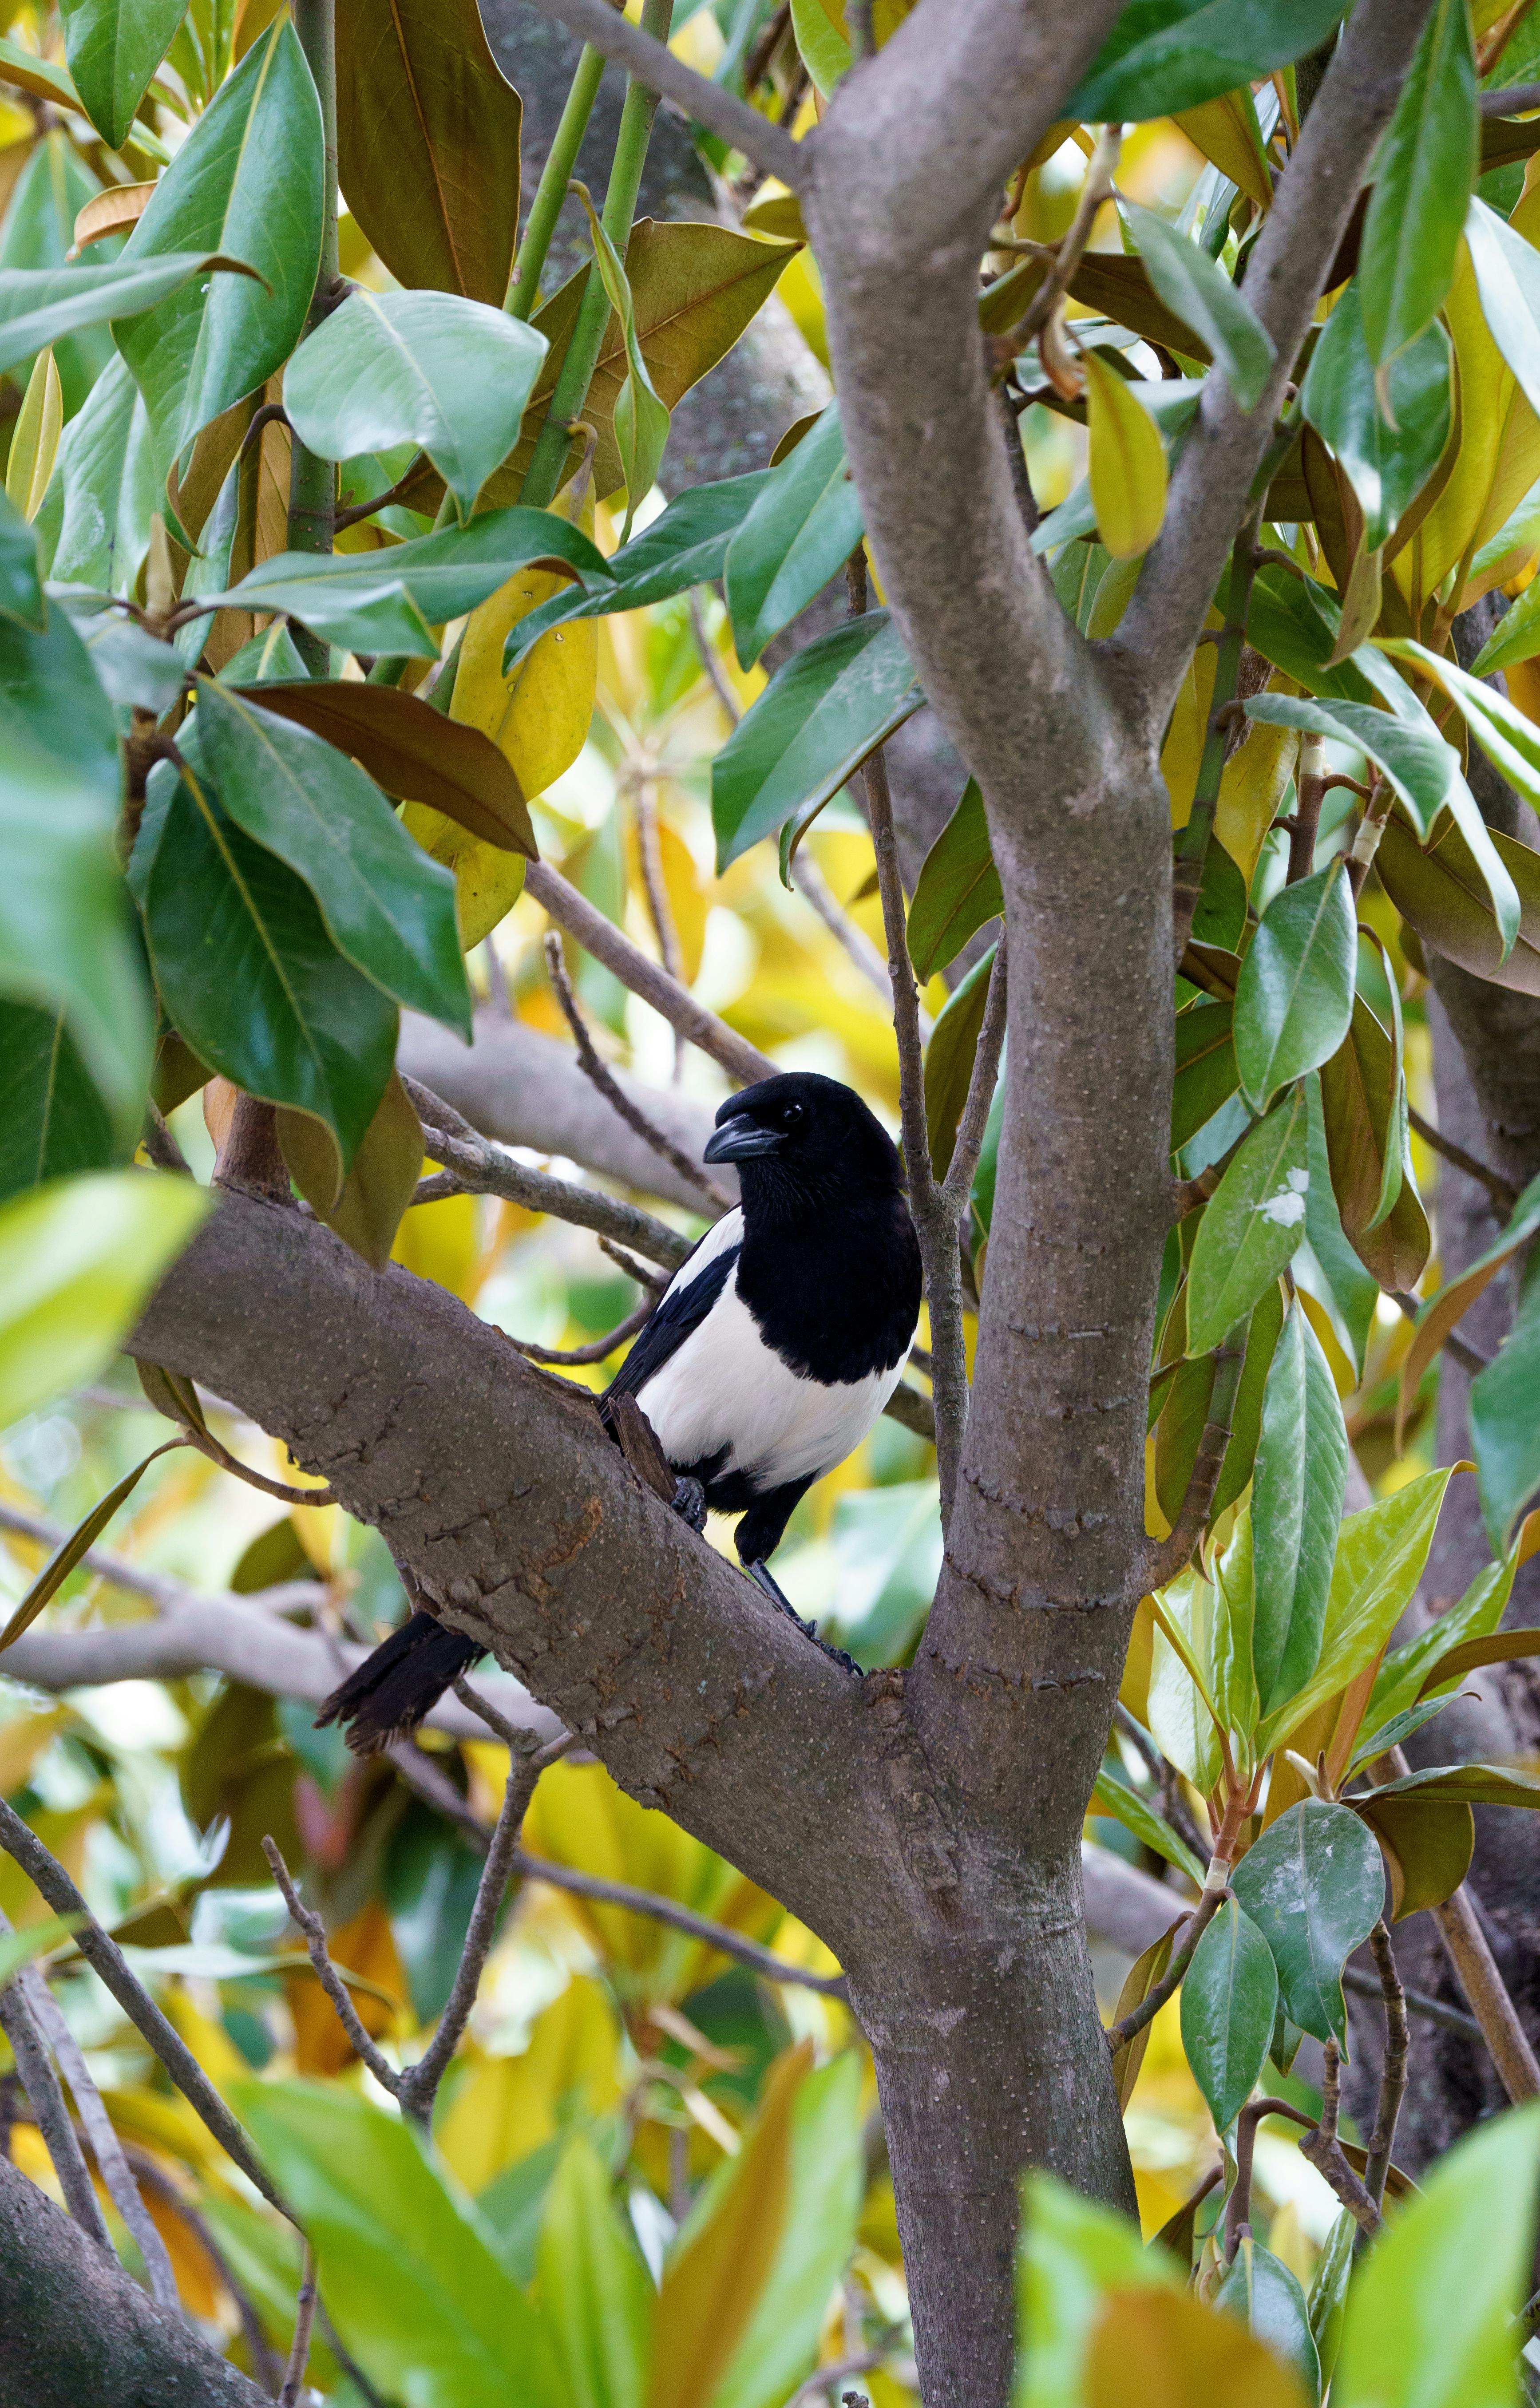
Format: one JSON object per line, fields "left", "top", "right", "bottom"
{"left": 1470, "top": 1271, "right": 1540, "bottom": 1546}
{"left": 502, "top": 469, "right": 770, "bottom": 672}
{"left": 1355, "top": 1792, "right": 1474, "bottom": 1921}
{"left": 1215, "top": 2242, "right": 1321, "bottom": 2408}
{"left": 1358, "top": 0, "right": 1477, "bottom": 371}
{"left": 1375, "top": 807, "right": 1540, "bottom": 999}
{"left": 240, "top": 2080, "right": 563, "bottom": 2408}
{"left": 0, "top": 486, "right": 44, "bottom": 630}
{"left": 0, "top": 1000, "right": 117, "bottom": 1205}
{"left": 1092, "top": 1771, "right": 1205, "bottom": 1888}
{"left": 1385, "top": 642, "right": 1540, "bottom": 915}
{"left": 73, "top": 183, "right": 154, "bottom": 253}
{"left": 284, "top": 291, "right": 547, "bottom": 525}
{"left": 924, "top": 943, "right": 996, "bottom": 1180}
{"left": 1373, "top": 1514, "right": 1540, "bottom": 1732}
{"left": 192, "top": 681, "right": 471, "bottom": 1036}
{"left": 501, "top": 222, "right": 798, "bottom": 505}
{"left": 115, "top": 23, "right": 323, "bottom": 468}
{"left": 1318, "top": 994, "right": 1430, "bottom": 1292}
{"left": 1297, "top": 1071, "right": 1379, "bottom": 1381}
{"left": 538, "top": 2134, "right": 653, "bottom": 2408}
{"left": 1068, "top": 0, "right": 1345, "bottom": 122}
{"left": 907, "top": 779, "right": 1002, "bottom": 981}
{"left": 59, "top": 0, "right": 186, "bottom": 150}
{"left": 1332, "top": 2104, "right": 1540, "bottom": 2408}
{"left": 0, "top": 1434, "right": 187, "bottom": 1654}
{"left": 130, "top": 755, "right": 398, "bottom": 1170}
{"left": 1363, "top": 1762, "right": 1540, "bottom": 1812}
{"left": 0, "top": 614, "right": 152, "bottom": 1135}
{"left": 570, "top": 188, "right": 671, "bottom": 543}
{"left": 1229, "top": 1801, "right": 1384, "bottom": 2048}
{"left": 1396, "top": 1172, "right": 1540, "bottom": 1449}
{"left": 6, "top": 348, "right": 61, "bottom": 525}
{"left": 0, "top": 253, "right": 259, "bottom": 382}
{"left": 240, "top": 682, "right": 535, "bottom": 857}
{"left": 1085, "top": 353, "right": 1167, "bottom": 561}
{"left": 1172, "top": 998, "right": 1239, "bottom": 1151}
{"left": 66, "top": 606, "right": 186, "bottom": 716}
{"left": 45, "top": 352, "right": 156, "bottom": 600}
{"left": 1122, "top": 200, "right": 1273, "bottom": 410}
{"left": 1467, "top": 548, "right": 1540, "bottom": 676}
{"left": 712, "top": 609, "right": 922, "bottom": 873}
{"left": 1107, "top": 1918, "right": 1183, "bottom": 2113}
{"left": 1300, "top": 282, "right": 1452, "bottom": 551}
{"left": 202, "top": 506, "right": 612, "bottom": 657}
{"left": 0, "top": 1170, "right": 210, "bottom": 1429}
{"left": 1173, "top": 88, "right": 1271, "bottom": 213}
{"left": 1256, "top": 1466, "right": 1457, "bottom": 1757}
{"left": 1152, "top": 1281, "right": 1283, "bottom": 1534}
{"left": 1234, "top": 863, "right": 1354, "bottom": 1113}
{"left": 281, "top": 1071, "right": 423, "bottom": 1266}
{"left": 1463, "top": 193, "right": 1540, "bottom": 427}
{"left": 1180, "top": 1898, "right": 1276, "bottom": 2134}
{"left": 724, "top": 402, "right": 863, "bottom": 668}
{"left": 1251, "top": 1297, "right": 1348, "bottom": 1719}
{"left": 0, "top": 133, "right": 119, "bottom": 414}
{"left": 1186, "top": 1090, "right": 1309, "bottom": 1356}
{"left": 337, "top": 0, "right": 520, "bottom": 306}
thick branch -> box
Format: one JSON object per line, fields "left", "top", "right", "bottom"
{"left": 0, "top": 1963, "right": 111, "bottom": 2252}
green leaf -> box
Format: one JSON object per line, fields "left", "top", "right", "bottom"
{"left": 538, "top": 2135, "right": 652, "bottom": 2408}
{"left": 1246, "top": 687, "right": 1520, "bottom": 954}
{"left": 1257, "top": 1466, "right": 1457, "bottom": 1756}
{"left": 192, "top": 681, "right": 471, "bottom": 1036}
{"left": 1148, "top": 1566, "right": 1224, "bottom": 1795}
{"left": 0, "top": 133, "right": 116, "bottom": 417}
{"left": 570, "top": 183, "right": 670, "bottom": 542}
{"left": 337, "top": 0, "right": 522, "bottom": 308}
{"left": 1294, "top": 1075, "right": 1379, "bottom": 1381}
{"left": 1121, "top": 200, "right": 1274, "bottom": 411}
{"left": 0, "top": 252, "right": 258, "bottom": 383}
{"left": 1091, "top": 1769, "right": 1206, "bottom": 1888}
{"left": 1358, "top": 1762, "right": 1540, "bottom": 1810}
{"left": 907, "top": 779, "right": 1003, "bottom": 982}
{"left": 711, "top": 610, "right": 922, "bottom": 873}
{"left": 204, "top": 506, "right": 611, "bottom": 659}
{"left": 1470, "top": 1269, "right": 1540, "bottom": 1544}
{"left": 923, "top": 942, "right": 996, "bottom": 1180}
{"left": 1185, "top": 1090, "right": 1309, "bottom": 1356}
{"left": 1233, "top": 862, "right": 1355, "bottom": 1113}
{"left": 1387, "top": 638, "right": 1540, "bottom": 889}
{"left": 47, "top": 352, "right": 157, "bottom": 598}
{"left": 1215, "top": 2240, "right": 1321, "bottom": 2408}
{"left": 1069, "top": 0, "right": 1346, "bottom": 122}
{"left": 284, "top": 290, "right": 548, "bottom": 526}
{"left": 129, "top": 750, "right": 399, "bottom": 1170}
{"left": 1014, "top": 2171, "right": 1180, "bottom": 2408}
{"left": 237, "top": 680, "right": 535, "bottom": 856}
{"left": 1212, "top": 1503, "right": 1259, "bottom": 1749}
{"left": 1318, "top": 992, "right": 1430, "bottom": 1293}
{"left": 501, "top": 469, "right": 769, "bottom": 672}
{"left": 1358, "top": 0, "right": 1478, "bottom": 371}
{"left": 1172, "top": 1000, "right": 1239, "bottom": 1153}
{"left": 0, "top": 1170, "right": 211, "bottom": 1428}
{"left": 0, "top": 1914, "right": 83, "bottom": 1988}
{"left": 1180, "top": 1898, "right": 1277, "bottom": 2135}
{"left": 1242, "top": 562, "right": 1377, "bottom": 703}
{"left": 238, "top": 2080, "right": 563, "bottom": 2408}
{"left": 59, "top": 0, "right": 187, "bottom": 151}
{"left": 1370, "top": 1530, "right": 1532, "bottom": 1730}
{"left": 0, "top": 1436, "right": 184, "bottom": 1653}
{"left": 0, "top": 486, "right": 43, "bottom": 629}
{"left": 724, "top": 402, "right": 864, "bottom": 667}
{"left": 1306, "top": 2213, "right": 1353, "bottom": 2389}
{"left": 1300, "top": 281, "right": 1452, "bottom": 550}
{"left": 0, "top": 1001, "right": 119, "bottom": 1205}
{"left": 1331, "top": 2102, "right": 1540, "bottom": 2408}
{"left": 1251, "top": 1298, "right": 1348, "bottom": 1719}
{"left": 1463, "top": 192, "right": 1540, "bottom": 426}
{"left": 114, "top": 22, "right": 323, "bottom": 468}
{"left": 1228, "top": 1801, "right": 1384, "bottom": 2048}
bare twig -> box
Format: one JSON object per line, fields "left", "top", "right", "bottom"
{"left": 142, "top": 1103, "right": 190, "bottom": 1175}
{"left": 942, "top": 930, "right": 1007, "bottom": 1212}
{"left": 1005, "top": 122, "right": 1121, "bottom": 356}
{"left": 333, "top": 454, "right": 428, "bottom": 533}
{"left": 786, "top": 2354, "right": 886, "bottom": 2408}
{"left": 1364, "top": 1919, "right": 1409, "bottom": 2207}
{"left": 1225, "top": 2097, "right": 1315, "bottom": 2260}
{"left": 261, "top": 1839, "right": 403, "bottom": 2098}
{"left": 689, "top": 590, "right": 742, "bottom": 724}
{"left": 0, "top": 1960, "right": 111, "bottom": 2252}
{"left": 544, "top": 931, "right": 731, "bottom": 1209}
{"left": 790, "top": 849, "right": 895, "bottom": 1008}
{"left": 278, "top": 2244, "right": 317, "bottom": 2408}
{"left": 1319, "top": 2036, "right": 1341, "bottom": 2143}
{"left": 514, "top": 1851, "right": 851, "bottom": 1998}
{"left": 742, "top": 0, "right": 791, "bottom": 93}
{"left": 123, "top": 2146, "right": 284, "bottom": 2391}
{"left": 524, "top": 858, "right": 776, "bottom": 1088}
{"left": 1342, "top": 1964, "right": 1481, "bottom": 2041}
{"left": 0, "top": 1799, "right": 288, "bottom": 2216}
{"left": 1432, "top": 1882, "right": 1540, "bottom": 2102}
{"left": 629, "top": 779, "right": 689, "bottom": 1081}
{"left": 1104, "top": 1886, "right": 1226, "bottom": 2055}
{"left": 1144, "top": 1320, "right": 1249, "bottom": 1590}
{"left": 1298, "top": 2120, "right": 1383, "bottom": 2238}
{"left": 1389, "top": 1291, "right": 1490, "bottom": 1380}
{"left": 507, "top": 1302, "right": 653, "bottom": 1364}
{"left": 1406, "top": 1104, "right": 1518, "bottom": 1211}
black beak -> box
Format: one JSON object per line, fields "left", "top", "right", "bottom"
{"left": 703, "top": 1119, "right": 784, "bottom": 1164}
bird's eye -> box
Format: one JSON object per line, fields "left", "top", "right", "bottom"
{"left": 781, "top": 1102, "right": 804, "bottom": 1127}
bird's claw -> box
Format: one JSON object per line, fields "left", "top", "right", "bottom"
{"left": 671, "top": 1476, "right": 708, "bottom": 1534}
{"left": 747, "top": 1560, "right": 858, "bottom": 1673}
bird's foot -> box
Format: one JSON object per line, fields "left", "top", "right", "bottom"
{"left": 747, "top": 1561, "right": 859, "bottom": 1674}
{"left": 671, "top": 1476, "right": 708, "bottom": 1534}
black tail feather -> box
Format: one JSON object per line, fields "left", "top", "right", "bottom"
{"left": 317, "top": 1611, "right": 483, "bottom": 1755}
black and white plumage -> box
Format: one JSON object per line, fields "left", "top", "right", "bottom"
{"left": 320, "top": 1072, "right": 921, "bottom": 1751}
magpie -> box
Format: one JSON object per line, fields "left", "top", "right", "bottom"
{"left": 319, "top": 1072, "right": 922, "bottom": 1750}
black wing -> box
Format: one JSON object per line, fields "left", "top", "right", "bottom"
{"left": 603, "top": 1234, "right": 740, "bottom": 1404}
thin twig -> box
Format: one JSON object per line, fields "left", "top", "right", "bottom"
{"left": 278, "top": 2243, "right": 317, "bottom": 2408}
{"left": 598, "top": 1236, "right": 671, "bottom": 1294}
{"left": 1431, "top": 1883, "right": 1540, "bottom": 2102}
{"left": 396, "top": 1733, "right": 576, "bottom": 2123}
{"left": 544, "top": 930, "right": 731, "bottom": 1208}
{"left": 942, "top": 930, "right": 1007, "bottom": 1212}
{"left": 142, "top": 1103, "right": 190, "bottom": 1175}
{"left": 1406, "top": 1105, "right": 1518, "bottom": 1212}
{"left": 1319, "top": 2037, "right": 1341, "bottom": 2143}
{"left": 1225, "top": 2097, "right": 1315, "bottom": 2261}
{"left": 123, "top": 2146, "right": 284, "bottom": 2390}
{"left": 790, "top": 849, "right": 895, "bottom": 1007}
{"left": 1342, "top": 1964, "right": 1481, "bottom": 2041}
{"left": 1104, "top": 1886, "right": 1225, "bottom": 2055}
{"left": 507, "top": 1302, "right": 653, "bottom": 1364}
{"left": 786, "top": 2354, "right": 886, "bottom": 2408}
{"left": 742, "top": 0, "right": 791, "bottom": 92}
{"left": 1007, "top": 122, "right": 1122, "bottom": 355}
{"left": 0, "top": 1799, "right": 288, "bottom": 2216}
{"left": 689, "top": 589, "right": 742, "bottom": 723}
{"left": 333, "top": 454, "right": 428, "bottom": 534}
{"left": 629, "top": 777, "right": 689, "bottom": 1081}
{"left": 0, "top": 1964, "right": 112, "bottom": 2251}
{"left": 1364, "top": 1919, "right": 1408, "bottom": 2208}
{"left": 514, "top": 1851, "right": 851, "bottom": 1998}
{"left": 261, "top": 1839, "right": 403, "bottom": 2098}
{"left": 1144, "top": 1320, "right": 1249, "bottom": 1590}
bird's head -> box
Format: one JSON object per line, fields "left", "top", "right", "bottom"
{"left": 703, "top": 1073, "right": 903, "bottom": 1213}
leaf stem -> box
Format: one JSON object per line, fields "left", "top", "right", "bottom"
{"left": 1364, "top": 1918, "right": 1408, "bottom": 2207}
{"left": 507, "top": 43, "right": 609, "bottom": 321}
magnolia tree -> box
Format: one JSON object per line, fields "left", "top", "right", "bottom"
{"left": 5, "top": 0, "right": 1540, "bottom": 2401}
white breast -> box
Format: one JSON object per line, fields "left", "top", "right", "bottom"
{"left": 635, "top": 1242, "right": 912, "bottom": 1494}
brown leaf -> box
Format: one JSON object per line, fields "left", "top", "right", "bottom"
{"left": 1086, "top": 2285, "right": 1307, "bottom": 2408}
{"left": 72, "top": 182, "right": 154, "bottom": 252}
{"left": 1318, "top": 995, "right": 1430, "bottom": 1291}
{"left": 1376, "top": 807, "right": 1540, "bottom": 997}
{"left": 237, "top": 680, "right": 535, "bottom": 854}
{"left": 1357, "top": 1792, "right": 1474, "bottom": 1920}
{"left": 336, "top": 0, "right": 521, "bottom": 306}
{"left": 278, "top": 1073, "right": 423, "bottom": 1269}
{"left": 1108, "top": 1920, "right": 1182, "bottom": 2111}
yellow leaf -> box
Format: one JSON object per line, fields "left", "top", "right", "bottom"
{"left": 1085, "top": 352, "right": 1168, "bottom": 561}
{"left": 1172, "top": 91, "right": 1272, "bottom": 212}
{"left": 437, "top": 1979, "right": 623, "bottom": 2191}
{"left": 285, "top": 1897, "right": 406, "bottom": 2076}
{"left": 649, "top": 2041, "right": 810, "bottom": 2408}
{"left": 0, "top": 1704, "right": 64, "bottom": 1793}
{"left": 1087, "top": 2282, "right": 1308, "bottom": 2408}
{"left": 6, "top": 346, "right": 61, "bottom": 522}
{"left": 1216, "top": 712, "right": 1299, "bottom": 887}
{"left": 1120, "top": 1595, "right": 1155, "bottom": 1724}
{"left": 400, "top": 802, "right": 527, "bottom": 950}
{"left": 776, "top": 245, "right": 828, "bottom": 368}
{"left": 390, "top": 1180, "right": 483, "bottom": 1302}
{"left": 161, "top": 1988, "right": 249, "bottom": 2096}
{"left": 1402, "top": 232, "right": 1540, "bottom": 609}
{"left": 1160, "top": 638, "right": 1217, "bottom": 827}
{"left": 278, "top": 1071, "right": 423, "bottom": 1269}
